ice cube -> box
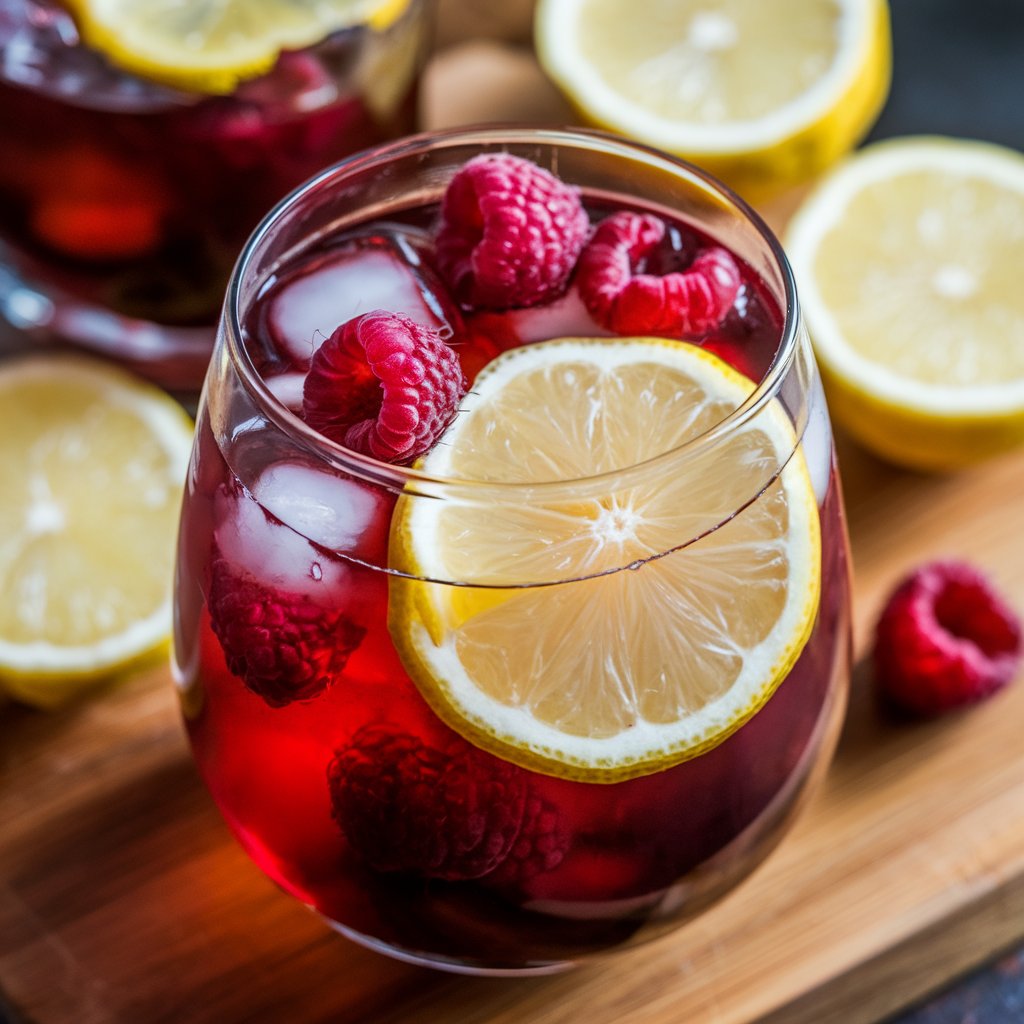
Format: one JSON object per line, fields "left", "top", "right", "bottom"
{"left": 264, "top": 371, "right": 306, "bottom": 412}
{"left": 266, "top": 226, "right": 460, "bottom": 366}
{"left": 213, "top": 485, "right": 347, "bottom": 596}
{"left": 252, "top": 462, "right": 390, "bottom": 560}
{"left": 467, "top": 287, "right": 609, "bottom": 351}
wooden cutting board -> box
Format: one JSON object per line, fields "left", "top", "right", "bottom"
{"left": 4, "top": 431, "right": 1024, "bottom": 1024}
{"left": 4, "top": 41, "right": 1024, "bottom": 1024}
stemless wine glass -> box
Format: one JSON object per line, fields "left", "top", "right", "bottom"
{"left": 0, "top": 0, "right": 430, "bottom": 388}
{"left": 173, "top": 127, "right": 852, "bottom": 974}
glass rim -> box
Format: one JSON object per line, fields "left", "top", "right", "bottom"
{"left": 224, "top": 125, "right": 802, "bottom": 500}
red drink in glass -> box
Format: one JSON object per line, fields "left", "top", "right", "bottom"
{"left": 174, "top": 128, "right": 852, "bottom": 973}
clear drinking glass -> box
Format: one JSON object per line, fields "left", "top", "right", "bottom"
{"left": 0, "top": 0, "right": 431, "bottom": 388}
{"left": 173, "top": 127, "right": 852, "bottom": 974}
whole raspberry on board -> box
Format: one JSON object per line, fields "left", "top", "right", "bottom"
{"left": 576, "top": 210, "right": 741, "bottom": 336}
{"left": 208, "top": 556, "right": 365, "bottom": 708}
{"left": 435, "top": 153, "right": 590, "bottom": 310}
{"left": 302, "top": 311, "right": 467, "bottom": 464}
{"left": 874, "top": 561, "right": 1022, "bottom": 716}
{"left": 328, "top": 724, "right": 529, "bottom": 880}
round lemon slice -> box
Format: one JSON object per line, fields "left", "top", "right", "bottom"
{"left": 0, "top": 356, "right": 193, "bottom": 709}
{"left": 785, "top": 136, "right": 1024, "bottom": 470}
{"left": 64, "top": 0, "right": 412, "bottom": 95}
{"left": 534, "top": 0, "right": 891, "bottom": 198}
{"left": 389, "top": 339, "right": 821, "bottom": 783}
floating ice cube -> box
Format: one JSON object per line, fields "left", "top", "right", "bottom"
{"left": 267, "top": 227, "right": 460, "bottom": 366}
{"left": 214, "top": 485, "right": 346, "bottom": 596}
{"left": 252, "top": 462, "right": 388, "bottom": 557}
{"left": 509, "top": 287, "right": 609, "bottom": 343}
{"left": 264, "top": 371, "right": 306, "bottom": 412}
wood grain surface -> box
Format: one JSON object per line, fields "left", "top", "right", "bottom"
{"left": 4, "top": 34, "right": 1024, "bottom": 1024}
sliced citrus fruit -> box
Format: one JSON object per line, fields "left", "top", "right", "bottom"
{"left": 389, "top": 338, "right": 821, "bottom": 782}
{"left": 0, "top": 356, "right": 193, "bottom": 709}
{"left": 64, "top": 0, "right": 412, "bottom": 95}
{"left": 785, "top": 136, "right": 1024, "bottom": 470}
{"left": 534, "top": 0, "right": 891, "bottom": 198}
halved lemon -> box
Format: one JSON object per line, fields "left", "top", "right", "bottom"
{"left": 389, "top": 339, "right": 821, "bottom": 782}
{"left": 0, "top": 356, "right": 193, "bottom": 709}
{"left": 534, "top": 0, "right": 891, "bottom": 198}
{"left": 785, "top": 136, "right": 1024, "bottom": 470}
{"left": 64, "top": 0, "right": 412, "bottom": 95}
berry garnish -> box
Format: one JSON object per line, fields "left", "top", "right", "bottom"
{"left": 208, "top": 556, "right": 365, "bottom": 708}
{"left": 486, "top": 792, "right": 570, "bottom": 887}
{"left": 435, "top": 153, "right": 590, "bottom": 310}
{"left": 328, "top": 724, "right": 528, "bottom": 880}
{"left": 302, "top": 310, "right": 467, "bottom": 464}
{"left": 576, "top": 211, "right": 741, "bottom": 336}
{"left": 874, "top": 561, "right": 1023, "bottom": 716}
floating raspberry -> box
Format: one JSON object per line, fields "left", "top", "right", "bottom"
{"left": 576, "top": 211, "right": 741, "bottom": 336}
{"left": 328, "top": 725, "right": 528, "bottom": 880}
{"left": 208, "top": 556, "right": 365, "bottom": 708}
{"left": 435, "top": 153, "right": 590, "bottom": 310}
{"left": 874, "top": 561, "right": 1023, "bottom": 716}
{"left": 487, "top": 792, "right": 570, "bottom": 887}
{"left": 302, "top": 311, "right": 467, "bottom": 463}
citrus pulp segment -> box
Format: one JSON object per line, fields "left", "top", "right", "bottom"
{"left": 0, "top": 356, "right": 193, "bottom": 708}
{"left": 534, "top": 0, "right": 891, "bottom": 196}
{"left": 389, "top": 338, "right": 821, "bottom": 782}
{"left": 63, "top": 0, "right": 412, "bottom": 94}
{"left": 785, "top": 137, "right": 1024, "bottom": 470}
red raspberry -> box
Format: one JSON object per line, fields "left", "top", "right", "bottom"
{"left": 208, "top": 557, "right": 365, "bottom": 708}
{"left": 874, "top": 561, "right": 1023, "bottom": 716}
{"left": 576, "top": 211, "right": 741, "bottom": 336}
{"left": 302, "top": 311, "right": 467, "bottom": 463}
{"left": 435, "top": 153, "right": 590, "bottom": 310}
{"left": 328, "top": 725, "right": 528, "bottom": 880}
{"left": 487, "top": 793, "right": 570, "bottom": 887}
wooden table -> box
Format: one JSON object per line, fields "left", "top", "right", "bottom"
{"left": 4, "top": 32, "right": 1024, "bottom": 1024}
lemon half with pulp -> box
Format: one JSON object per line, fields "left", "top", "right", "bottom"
{"left": 535, "top": 0, "right": 890, "bottom": 198}
{"left": 0, "top": 356, "right": 193, "bottom": 708}
{"left": 786, "top": 136, "right": 1024, "bottom": 470}
{"left": 389, "top": 338, "right": 821, "bottom": 783}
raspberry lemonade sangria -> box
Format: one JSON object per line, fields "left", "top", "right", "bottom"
{"left": 0, "top": 0, "right": 429, "bottom": 387}
{"left": 173, "top": 128, "right": 852, "bottom": 973}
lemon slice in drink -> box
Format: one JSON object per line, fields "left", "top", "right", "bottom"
{"left": 389, "top": 339, "right": 820, "bottom": 782}
{"left": 785, "top": 136, "right": 1024, "bottom": 470}
{"left": 64, "top": 0, "right": 412, "bottom": 95}
{"left": 534, "top": 0, "right": 890, "bottom": 197}
{"left": 0, "top": 356, "right": 193, "bottom": 709}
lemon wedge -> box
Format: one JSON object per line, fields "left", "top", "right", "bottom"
{"left": 64, "top": 0, "right": 412, "bottom": 95}
{"left": 785, "top": 136, "right": 1024, "bottom": 470}
{"left": 535, "top": 0, "right": 891, "bottom": 198}
{"left": 0, "top": 356, "right": 193, "bottom": 709}
{"left": 389, "top": 339, "right": 821, "bottom": 782}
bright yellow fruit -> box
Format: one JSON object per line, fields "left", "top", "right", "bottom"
{"left": 64, "top": 0, "right": 412, "bottom": 95}
{"left": 785, "top": 137, "right": 1024, "bottom": 471}
{"left": 0, "top": 356, "right": 193, "bottom": 709}
{"left": 535, "top": 0, "right": 891, "bottom": 199}
{"left": 389, "top": 338, "right": 821, "bottom": 782}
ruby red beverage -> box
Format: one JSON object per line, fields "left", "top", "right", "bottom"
{"left": 173, "top": 129, "right": 852, "bottom": 973}
{"left": 0, "top": 0, "right": 429, "bottom": 387}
